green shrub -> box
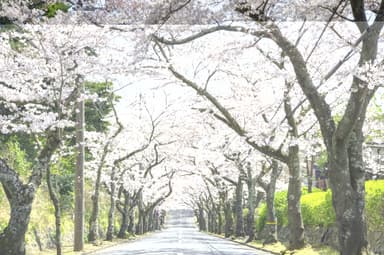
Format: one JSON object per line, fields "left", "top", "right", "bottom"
{"left": 255, "top": 190, "right": 288, "bottom": 231}
{"left": 242, "top": 208, "right": 249, "bottom": 218}
{"left": 301, "top": 190, "right": 335, "bottom": 227}
{"left": 256, "top": 181, "right": 384, "bottom": 232}
{"left": 45, "top": 2, "right": 70, "bottom": 18}
{"left": 0, "top": 137, "right": 32, "bottom": 181}
{"left": 365, "top": 180, "right": 384, "bottom": 231}
{"left": 274, "top": 190, "right": 288, "bottom": 227}
{"left": 255, "top": 204, "right": 266, "bottom": 232}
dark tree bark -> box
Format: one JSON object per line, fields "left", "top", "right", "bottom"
{"left": 306, "top": 156, "right": 314, "bottom": 193}
{"left": 223, "top": 197, "right": 233, "bottom": 237}
{"left": 217, "top": 202, "right": 223, "bottom": 234}
{"left": 147, "top": 207, "right": 154, "bottom": 232}
{"left": 140, "top": 172, "right": 173, "bottom": 234}
{"left": 136, "top": 189, "right": 144, "bottom": 235}
{"left": 270, "top": 17, "right": 383, "bottom": 255}
{"left": 153, "top": 209, "right": 160, "bottom": 230}
{"left": 32, "top": 227, "right": 43, "bottom": 251}
{"left": 258, "top": 160, "right": 282, "bottom": 245}
{"left": 0, "top": 131, "right": 59, "bottom": 255}
{"left": 284, "top": 88, "right": 306, "bottom": 249}
{"left": 106, "top": 167, "right": 117, "bottom": 241}
{"left": 204, "top": 180, "right": 220, "bottom": 234}
{"left": 267, "top": 16, "right": 383, "bottom": 254}
{"left": 88, "top": 144, "right": 110, "bottom": 242}
{"left": 117, "top": 189, "right": 132, "bottom": 238}
{"left": 197, "top": 201, "right": 207, "bottom": 231}
{"left": 128, "top": 209, "right": 135, "bottom": 234}
{"left": 244, "top": 163, "right": 256, "bottom": 243}
{"left": 0, "top": 172, "right": 34, "bottom": 255}
{"left": 217, "top": 187, "right": 231, "bottom": 237}
{"left": 234, "top": 175, "right": 244, "bottom": 237}
{"left": 90, "top": 102, "right": 123, "bottom": 242}
{"left": 46, "top": 165, "right": 62, "bottom": 255}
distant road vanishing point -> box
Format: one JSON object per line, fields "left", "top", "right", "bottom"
{"left": 92, "top": 209, "right": 274, "bottom": 255}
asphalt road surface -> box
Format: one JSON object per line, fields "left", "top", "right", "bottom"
{"left": 92, "top": 209, "right": 274, "bottom": 255}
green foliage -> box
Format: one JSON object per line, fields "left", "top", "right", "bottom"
{"left": 242, "top": 208, "right": 249, "bottom": 218}
{"left": 0, "top": 137, "right": 32, "bottom": 180}
{"left": 9, "top": 37, "right": 27, "bottom": 52}
{"left": 255, "top": 204, "right": 266, "bottom": 232}
{"left": 84, "top": 46, "right": 98, "bottom": 57}
{"left": 300, "top": 190, "right": 335, "bottom": 227}
{"left": 255, "top": 191, "right": 288, "bottom": 232}
{"left": 302, "top": 187, "right": 323, "bottom": 195}
{"left": 274, "top": 190, "right": 288, "bottom": 227}
{"left": 45, "top": 2, "right": 70, "bottom": 18}
{"left": 332, "top": 113, "right": 342, "bottom": 125}
{"left": 365, "top": 180, "right": 384, "bottom": 231}
{"left": 316, "top": 151, "right": 328, "bottom": 169}
{"left": 50, "top": 154, "right": 76, "bottom": 211}
{"left": 84, "top": 81, "right": 119, "bottom": 132}
{"left": 0, "top": 16, "right": 18, "bottom": 32}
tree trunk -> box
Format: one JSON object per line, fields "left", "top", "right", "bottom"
{"left": 154, "top": 209, "right": 160, "bottom": 230}
{"left": 224, "top": 198, "right": 233, "bottom": 237}
{"left": 128, "top": 209, "right": 135, "bottom": 234}
{"left": 117, "top": 191, "right": 130, "bottom": 238}
{"left": 147, "top": 208, "right": 154, "bottom": 232}
{"left": 198, "top": 204, "right": 207, "bottom": 231}
{"left": 106, "top": 169, "right": 117, "bottom": 241}
{"left": 143, "top": 211, "right": 148, "bottom": 233}
{"left": 0, "top": 133, "right": 59, "bottom": 255}
{"left": 46, "top": 166, "right": 62, "bottom": 255}
{"left": 326, "top": 18, "right": 382, "bottom": 255}
{"left": 329, "top": 129, "right": 367, "bottom": 255}
{"left": 262, "top": 160, "right": 282, "bottom": 245}
{"left": 234, "top": 176, "right": 244, "bottom": 237}
{"left": 265, "top": 12, "right": 383, "bottom": 254}
{"left": 136, "top": 191, "right": 144, "bottom": 235}
{"left": 136, "top": 212, "right": 144, "bottom": 235}
{"left": 217, "top": 202, "right": 223, "bottom": 234}
{"left": 245, "top": 164, "right": 256, "bottom": 243}
{"left": 264, "top": 186, "right": 278, "bottom": 244}
{"left": 287, "top": 145, "right": 305, "bottom": 249}
{"left": 32, "top": 227, "right": 43, "bottom": 251}
{"left": 0, "top": 187, "right": 33, "bottom": 255}
{"left": 206, "top": 207, "right": 213, "bottom": 232}
{"left": 160, "top": 210, "right": 166, "bottom": 228}
{"left": 306, "top": 156, "right": 314, "bottom": 193}
{"left": 88, "top": 156, "right": 103, "bottom": 242}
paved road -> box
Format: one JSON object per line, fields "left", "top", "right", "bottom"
{"left": 92, "top": 209, "right": 273, "bottom": 255}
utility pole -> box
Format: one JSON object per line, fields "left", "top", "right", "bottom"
{"left": 74, "top": 76, "right": 85, "bottom": 251}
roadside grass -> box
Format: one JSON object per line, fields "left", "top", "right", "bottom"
{"left": 247, "top": 240, "right": 339, "bottom": 255}
{"left": 27, "top": 234, "right": 149, "bottom": 255}
{"left": 209, "top": 233, "right": 339, "bottom": 255}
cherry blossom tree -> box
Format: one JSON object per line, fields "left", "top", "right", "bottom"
{"left": 149, "top": 1, "right": 384, "bottom": 251}
{"left": 0, "top": 25, "right": 105, "bottom": 254}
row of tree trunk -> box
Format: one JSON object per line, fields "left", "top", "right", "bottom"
{"left": 88, "top": 186, "right": 166, "bottom": 243}
{"left": 194, "top": 159, "right": 282, "bottom": 245}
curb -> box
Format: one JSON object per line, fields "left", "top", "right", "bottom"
{"left": 206, "top": 233, "right": 281, "bottom": 255}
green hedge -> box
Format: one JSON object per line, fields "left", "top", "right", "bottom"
{"left": 365, "top": 180, "right": 384, "bottom": 231}
{"left": 256, "top": 180, "right": 384, "bottom": 232}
